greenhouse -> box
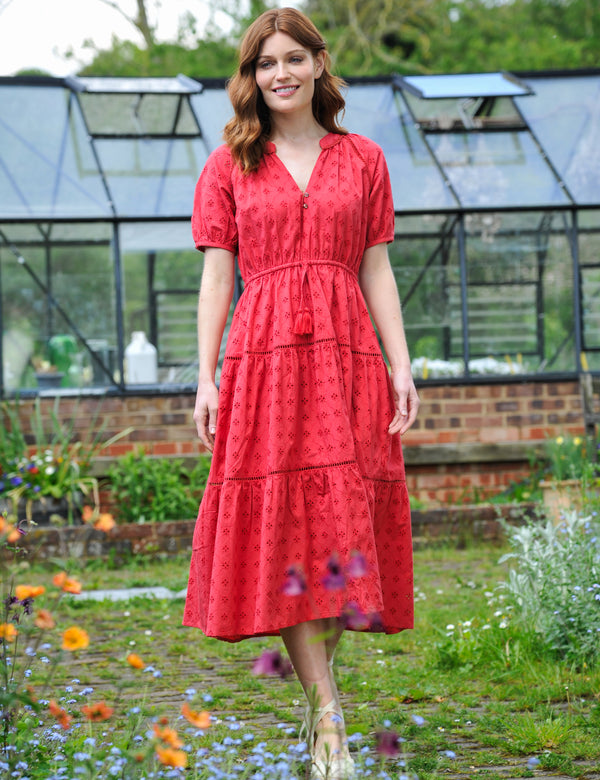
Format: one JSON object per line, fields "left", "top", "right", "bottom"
{"left": 0, "top": 68, "right": 599, "bottom": 396}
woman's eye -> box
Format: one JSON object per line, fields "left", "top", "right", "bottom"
{"left": 258, "top": 61, "right": 273, "bottom": 69}
{"left": 290, "top": 56, "right": 303, "bottom": 63}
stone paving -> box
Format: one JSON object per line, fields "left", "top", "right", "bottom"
{"left": 70, "top": 588, "right": 600, "bottom": 780}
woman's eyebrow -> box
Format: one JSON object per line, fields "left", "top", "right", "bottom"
{"left": 256, "top": 48, "right": 306, "bottom": 60}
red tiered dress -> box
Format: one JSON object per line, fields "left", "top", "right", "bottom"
{"left": 183, "top": 132, "right": 413, "bottom": 642}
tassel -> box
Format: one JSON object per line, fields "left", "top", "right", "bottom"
{"left": 293, "top": 308, "right": 313, "bottom": 335}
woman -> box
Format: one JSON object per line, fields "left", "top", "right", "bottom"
{"left": 183, "top": 7, "right": 419, "bottom": 778}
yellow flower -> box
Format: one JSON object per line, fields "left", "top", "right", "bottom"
{"left": 127, "top": 653, "right": 145, "bottom": 669}
{"left": 0, "top": 623, "right": 17, "bottom": 641}
{"left": 15, "top": 584, "right": 46, "bottom": 601}
{"left": 574, "top": 437, "right": 582, "bottom": 446}
{"left": 155, "top": 746, "right": 187, "bottom": 768}
{"left": 62, "top": 626, "right": 90, "bottom": 651}
{"left": 555, "top": 436, "right": 564, "bottom": 445}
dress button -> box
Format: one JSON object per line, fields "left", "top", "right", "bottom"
{"left": 303, "top": 203, "right": 308, "bottom": 209}
{"left": 303, "top": 192, "right": 309, "bottom": 197}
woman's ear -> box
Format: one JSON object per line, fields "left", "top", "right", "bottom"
{"left": 314, "top": 51, "right": 325, "bottom": 79}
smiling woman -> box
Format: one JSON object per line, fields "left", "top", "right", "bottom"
{"left": 183, "top": 7, "right": 419, "bottom": 779}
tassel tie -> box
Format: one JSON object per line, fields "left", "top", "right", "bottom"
{"left": 293, "top": 265, "right": 314, "bottom": 336}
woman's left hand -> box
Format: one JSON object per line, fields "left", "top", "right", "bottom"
{"left": 389, "top": 368, "right": 420, "bottom": 435}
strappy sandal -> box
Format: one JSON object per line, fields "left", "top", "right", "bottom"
{"left": 305, "top": 700, "right": 355, "bottom": 780}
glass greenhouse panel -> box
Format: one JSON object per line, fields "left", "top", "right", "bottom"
{"left": 429, "top": 131, "right": 570, "bottom": 208}
{"left": 516, "top": 77, "right": 600, "bottom": 205}
{"left": 0, "top": 86, "right": 111, "bottom": 218}
{"left": 95, "top": 138, "right": 208, "bottom": 217}
{"left": 1, "top": 232, "right": 118, "bottom": 392}
{"left": 190, "top": 89, "right": 235, "bottom": 152}
{"left": 342, "top": 85, "right": 458, "bottom": 211}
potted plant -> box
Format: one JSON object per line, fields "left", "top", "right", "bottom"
{"left": 0, "top": 397, "right": 131, "bottom": 526}
{"left": 539, "top": 434, "right": 600, "bottom": 523}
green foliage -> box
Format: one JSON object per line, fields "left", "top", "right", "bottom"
{"left": 107, "top": 449, "right": 210, "bottom": 524}
{"left": 539, "top": 433, "right": 599, "bottom": 483}
{"left": 498, "top": 511, "right": 600, "bottom": 666}
{"left": 0, "top": 397, "right": 131, "bottom": 524}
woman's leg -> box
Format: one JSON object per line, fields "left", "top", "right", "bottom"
{"left": 280, "top": 618, "right": 347, "bottom": 761}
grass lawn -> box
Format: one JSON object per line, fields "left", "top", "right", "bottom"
{"left": 11, "top": 541, "right": 600, "bottom": 779}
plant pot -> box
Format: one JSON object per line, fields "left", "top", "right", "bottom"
{"left": 539, "top": 479, "right": 583, "bottom": 525}
{"left": 0, "top": 495, "right": 82, "bottom": 526}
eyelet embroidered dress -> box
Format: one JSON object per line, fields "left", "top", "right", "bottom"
{"left": 183, "top": 132, "right": 413, "bottom": 642}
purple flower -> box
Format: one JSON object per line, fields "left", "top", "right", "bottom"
{"left": 341, "top": 601, "right": 370, "bottom": 630}
{"left": 282, "top": 565, "right": 307, "bottom": 596}
{"left": 345, "top": 552, "right": 368, "bottom": 579}
{"left": 10, "top": 476, "right": 23, "bottom": 487}
{"left": 411, "top": 714, "right": 427, "bottom": 727}
{"left": 322, "top": 553, "right": 346, "bottom": 591}
{"left": 368, "top": 612, "right": 385, "bottom": 632}
{"left": 252, "top": 650, "right": 293, "bottom": 679}
{"left": 375, "top": 730, "right": 402, "bottom": 757}
{"left": 527, "top": 757, "right": 540, "bottom": 768}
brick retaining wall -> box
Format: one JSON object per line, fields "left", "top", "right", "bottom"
{"left": 6, "top": 378, "right": 585, "bottom": 508}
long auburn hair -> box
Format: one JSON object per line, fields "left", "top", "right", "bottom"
{"left": 223, "top": 7, "right": 347, "bottom": 173}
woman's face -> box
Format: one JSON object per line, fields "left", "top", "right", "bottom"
{"left": 255, "top": 31, "right": 324, "bottom": 118}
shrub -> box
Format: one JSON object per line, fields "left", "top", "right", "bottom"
{"left": 107, "top": 449, "right": 210, "bottom": 524}
{"left": 498, "top": 511, "right": 600, "bottom": 667}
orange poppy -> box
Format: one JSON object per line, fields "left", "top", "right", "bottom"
{"left": 181, "top": 702, "right": 211, "bottom": 729}
{"left": 34, "top": 609, "right": 56, "bottom": 630}
{"left": 0, "top": 623, "right": 17, "bottom": 641}
{"left": 155, "top": 746, "right": 187, "bottom": 768}
{"left": 48, "top": 699, "right": 72, "bottom": 730}
{"left": 62, "top": 626, "right": 90, "bottom": 651}
{"left": 94, "top": 513, "right": 115, "bottom": 533}
{"left": 81, "top": 701, "right": 114, "bottom": 722}
{"left": 153, "top": 724, "right": 183, "bottom": 749}
{"left": 53, "top": 572, "right": 82, "bottom": 594}
{"left": 81, "top": 505, "right": 95, "bottom": 523}
{"left": 126, "top": 653, "right": 145, "bottom": 669}
{"left": 15, "top": 584, "right": 46, "bottom": 601}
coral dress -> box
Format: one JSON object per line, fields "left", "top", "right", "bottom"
{"left": 183, "top": 132, "right": 413, "bottom": 642}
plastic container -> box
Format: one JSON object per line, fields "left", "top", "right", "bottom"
{"left": 125, "top": 331, "right": 158, "bottom": 384}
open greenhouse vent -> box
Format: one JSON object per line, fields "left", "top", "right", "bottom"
{"left": 395, "top": 72, "right": 533, "bottom": 131}
{"left": 65, "top": 75, "right": 203, "bottom": 138}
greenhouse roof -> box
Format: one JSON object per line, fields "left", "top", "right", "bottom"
{"left": 0, "top": 69, "right": 599, "bottom": 222}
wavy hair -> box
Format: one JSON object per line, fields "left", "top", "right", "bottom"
{"left": 223, "top": 7, "right": 347, "bottom": 173}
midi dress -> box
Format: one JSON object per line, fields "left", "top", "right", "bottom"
{"left": 183, "top": 132, "right": 413, "bottom": 642}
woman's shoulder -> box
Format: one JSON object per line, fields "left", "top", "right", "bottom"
{"left": 338, "top": 133, "right": 385, "bottom": 163}
{"left": 205, "top": 143, "right": 234, "bottom": 169}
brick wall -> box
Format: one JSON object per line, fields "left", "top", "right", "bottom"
{"left": 7, "top": 379, "right": 585, "bottom": 509}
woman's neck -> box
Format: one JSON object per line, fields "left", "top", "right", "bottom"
{"left": 269, "top": 112, "right": 325, "bottom": 145}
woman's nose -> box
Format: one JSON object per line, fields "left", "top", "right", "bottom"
{"left": 275, "top": 62, "right": 290, "bottom": 79}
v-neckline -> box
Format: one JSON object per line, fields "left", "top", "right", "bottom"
{"left": 265, "top": 132, "right": 340, "bottom": 193}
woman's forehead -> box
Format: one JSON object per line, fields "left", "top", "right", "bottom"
{"left": 257, "top": 31, "right": 308, "bottom": 58}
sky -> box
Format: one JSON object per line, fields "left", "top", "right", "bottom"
{"left": 0, "top": 0, "right": 219, "bottom": 77}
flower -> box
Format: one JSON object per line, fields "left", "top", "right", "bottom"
{"left": 542, "top": 433, "right": 597, "bottom": 483}
{"left": 0, "top": 622, "right": 18, "bottom": 641}
{"left": 153, "top": 724, "right": 184, "bottom": 748}
{"left": 81, "top": 701, "right": 114, "bottom": 722}
{"left": 94, "top": 513, "right": 115, "bottom": 532}
{"left": 181, "top": 702, "right": 211, "bottom": 729}
{"left": 341, "top": 601, "right": 370, "bottom": 630}
{"left": 282, "top": 565, "right": 307, "bottom": 596}
{"left": 34, "top": 609, "right": 56, "bottom": 630}
{"left": 126, "top": 653, "right": 145, "bottom": 669}
{"left": 62, "top": 626, "right": 90, "bottom": 651}
{"left": 53, "top": 571, "right": 82, "bottom": 594}
{"left": 15, "top": 584, "right": 46, "bottom": 601}
{"left": 375, "top": 730, "right": 402, "bottom": 757}
{"left": 345, "top": 551, "right": 368, "bottom": 578}
{"left": 322, "top": 553, "right": 346, "bottom": 591}
{"left": 155, "top": 746, "right": 187, "bottom": 768}
{"left": 252, "top": 649, "right": 293, "bottom": 678}
{"left": 48, "top": 700, "right": 72, "bottom": 730}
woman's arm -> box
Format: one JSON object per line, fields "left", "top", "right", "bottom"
{"left": 358, "top": 242, "right": 419, "bottom": 435}
{"left": 193, "top": 247, "right": 235, "bottom": 451}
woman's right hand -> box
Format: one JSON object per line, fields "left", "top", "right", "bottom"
{"left": 194, "top": 379, "right": 220, "bottom": 452}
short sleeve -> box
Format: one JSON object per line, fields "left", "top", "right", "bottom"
{"left": 364, "top": 142, "right": 395, "bottom": 249}
{"left": 191, "top": 145, "right": 238, "bottom": 253}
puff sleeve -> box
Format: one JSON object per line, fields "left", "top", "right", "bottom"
{"left": 364, "top": 141, "right": 395, "bottom": 249}
{"left": 191, "top": 145, "right": 238, "bottom": 253}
